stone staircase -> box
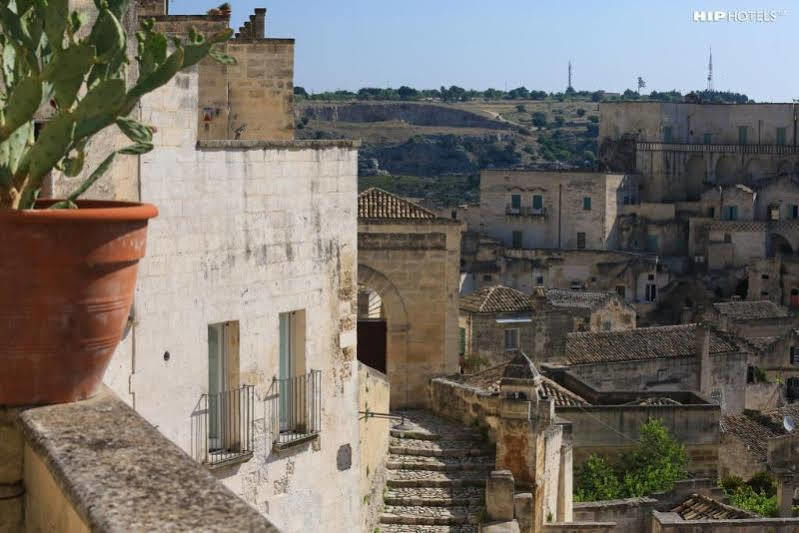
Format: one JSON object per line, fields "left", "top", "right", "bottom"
{"left": 378, "top": 410, "right": 494, "bottom": 533}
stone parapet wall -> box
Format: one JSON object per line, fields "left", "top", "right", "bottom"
{"left": 652, "top": 512, "right": 799, "bottom": 532}
{"left": 358, "top": 363, "right": 391, "bottom": 533}
{"left": 1, "top": 387, "right": 278, "bottom": 532}
{"left": 429, "top": 377, "right": 501, "bottom": 439}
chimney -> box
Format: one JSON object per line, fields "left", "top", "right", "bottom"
{"left": 696, "top": 322, "right": 711, "bottom": 396}
{"left": 253, "top": 8, "right": 266, "bottom": 39}
{"left": 249, "top": 14, "right": 256, "bottom": 41}
{"left": 243, "top": 21, "right": 252, "bottom": 40}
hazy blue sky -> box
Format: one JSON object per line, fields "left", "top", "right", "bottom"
{"left": 169, "top": 1, "right": 796, "bottom": 102}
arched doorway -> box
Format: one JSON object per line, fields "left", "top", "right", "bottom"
{"left": 715, "top": 156, "right": 738, "bottom": 185}
{"left": 745, "top": 158, "right": 768, "bottom": 182}
{"left": 357, "top": 286, "right": 386, "bottom": 373}
{"left": 357, "top": 264, "right": 410, "bottom": 406}
{"left": 769, "top": 233, "right": 794, "bottom": 257}
{"left": 684, "top": 155, "right": 705, "bottom": 200}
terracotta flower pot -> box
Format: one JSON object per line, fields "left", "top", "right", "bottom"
{"left": 0, "top": 200, "right": 158, "bottom": 405}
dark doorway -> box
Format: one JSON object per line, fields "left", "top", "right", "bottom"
{"left": 357, "top": 320, "right": 387, "bottom": 373}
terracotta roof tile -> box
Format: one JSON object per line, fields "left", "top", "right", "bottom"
{"left": 460, "top": 286, "right": 532, "bottom": 313}
{"left": 358, "top": 188, "right": 437, "bottom": 220}
{"left": 671, "top": 494, "right": 755, "bottom": 520}
{"left": 713, "top": 300, "right": 789, "bottom": 321}
{"left": 453, "top": 362, "right": 589, "bottom": 407}
{"left": 720, "top": 413, "right": 779, "bottom": 464}
{"left": 545, "top": 288, "right": 621, "bottom": 310}
{"left": 566, "top": 324, "right": 741, "bottom": 365}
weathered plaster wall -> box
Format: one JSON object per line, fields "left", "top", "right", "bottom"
{"left": 358, "top": 363, "right": 390, "bottom": 533}
{"left": 100, "top": 68, "right": 361, "bottom": 532}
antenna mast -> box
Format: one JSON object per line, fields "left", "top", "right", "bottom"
{"left": 707, "top": 46, "right": 713, "bottom": 91}
{"left": 568, "top": 60, "right": 573, "bottom": 90}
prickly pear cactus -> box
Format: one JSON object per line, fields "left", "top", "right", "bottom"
{"left": 0, "top": 0, "right": 234, "bottom": 209}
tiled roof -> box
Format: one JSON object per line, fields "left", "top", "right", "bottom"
{"left": 566, "top": 324, "right": 741, "bottom": 365}
{"left": 460, "top": 286, "right": 532, "bottom": 313}
{"left": 625, "top": 397, "right": 682, "bottom": 406}
{"left": 713, "top": 300, "right": 789, "bottom": 321}
{"left": 720, "top": 413, "right": 779, "bottom": 464}
{"left": 358, "top": 188, "right": 437, "bottom": 220}
{"left": 454, "top": 362, "right": 589, "bottom": 407}
{"left": 671, "top": 494, "right": 755, "bottom": 520}
{"left": 740, "top": 336, "right": 779, "bottom": 353}
{"left": 545, "top": 288, "right": 620, "bottom": 310}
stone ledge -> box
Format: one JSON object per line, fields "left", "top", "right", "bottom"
{"left": 197, "top": 139, "right": 360, "bottom": 151}
{"left": 18, "top": 387, "right": 279, "bottom": 532}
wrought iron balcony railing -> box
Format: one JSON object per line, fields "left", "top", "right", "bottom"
{"left": 505, "top": 205, "right": 547, "bottom": 217}
{"left": 268, "top": 370, "right": 322, "bottom": 449}
{"left": 191, "top": 385, "right": 255, "bottom": 467}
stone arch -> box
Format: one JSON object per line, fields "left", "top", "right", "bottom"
{"left": 357, "top": 263, "right": 410, "bottom": 407}
{"left": 769, "top": 233, "right": 795, "bottom": 257}
{"left": 745, "top": 158, "right": 769, "bottom": 182}
{"left": 715, "top": 156, "right": 738, "bottom": 185}
{"left": 684, "top": 155, "right": 705, "bottom": 200}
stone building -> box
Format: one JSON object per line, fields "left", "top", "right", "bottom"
{"left": 49, "top": 3, "right": 363, "bottom": 531}
{"left": 459, "top": 285, "right": 534, "bottom": 371}
{"left": 457, "top": 362, "right": 720, "bottom": 479}
{"left": 688, "top": 177, "right": 799, "bottom": 270}
{"left": 476, "top": 169, "right": 637, "bottom": 251}
{"left": 147, "top": 5, "right": 295, "bottom": 142}
{"left": 357, "top": 187, "right": 463, "bottom": 408}
{"left": 459, "top": 286, "right": 636, "bottom": 370}
{"left": 564, "top": 324, "right": 748, "bottom": 413}
{"left": 599, "top": 101, "right": 799, "bottom": 202}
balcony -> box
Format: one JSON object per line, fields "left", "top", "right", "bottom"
{"left": 192, "top": 385, "right": 255, "bottom": 467}
{"left": 268, "top": 370, "right": 322, "bottom": 450}
{"left": 505, "top": 205, "right": 548, "bottom": 217}
{"left": 636, "top": 141, "right": 799, "bottom": 155}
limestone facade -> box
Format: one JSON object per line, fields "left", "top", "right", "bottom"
{"left": 600, "top": 102, "right": 799, "bottom": 202}
{"left": 357, "top": 189, "right": 463, "bottom": 408}
{"left": 91, "top": 66, "right": 362, "bottom": 531}
{"left": 151, "top": 7, "right": 295, "bottom": 142}
{"left": 477, "top": 170, "right": 637, "bottom": 251}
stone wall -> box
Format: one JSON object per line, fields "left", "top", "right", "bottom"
{"left": 100, "top": 68, "right": 362, "bottom": 531}
{"left": 559, "top": 402, "right": 720, "bottom": 478}
{"left": 358, "top": 363, "right": 390, "bottom": 533}
{"left": 1, "top": 388, "right": 278, "bottom": 533}
{"left": 429, "top": 377, "right": 501, "bottom": 438}
{"left": 573, "top": 498, "right": 658, "bottom": 533}
{"left": 499, "top": 249, "right": 662, "bottom": 306}
{"left": 358, "top": 220, "right": 462, "bottom": 408}
{"left": 478, "top": 170, "right": 636, "bottom": 251}
{"left": 461, "top": 311, "right": 534, "bottom": 370}
{"left": 565, "top": 351, "right": 748, "bottom": 414}
{"left": 152, "top": 13, "right": 295, "bottom": 142}
{"left": 651, "top": 512, "right": 799, "bottom": 532}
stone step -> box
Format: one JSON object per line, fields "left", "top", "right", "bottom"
{"left": 377, "top": 524, "right": 479, "bottom": 533}
{"left": 390, "top": 428, "right": 484, "bottom": 442}
{"left": 389, "top": 438, "right": 492, "bottom": 458}
{"left": 386, "top": 469, "right": 489, "bottom": 488}
{"left": 379, "top": 505, "right": 482, "bottom": 526}
{"left": 385, "top": 487, "right": 485, "bottom": 507}
{"left": 387, "top": 454, "right": 494, "bottom": 472}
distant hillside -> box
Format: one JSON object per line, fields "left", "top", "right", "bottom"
{"left": 296, "top": 99, "right": 600, "bottom": 206}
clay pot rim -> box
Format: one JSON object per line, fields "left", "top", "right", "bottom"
{"left": 0, "top": 200, "right": 158, "bottom": 223}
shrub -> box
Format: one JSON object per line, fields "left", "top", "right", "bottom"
{"left": 574, "top": 455, "right": 623, "bottom": 502}
{"left": 574, "top": 419, "right": 687, "bottom": 501}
